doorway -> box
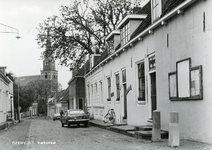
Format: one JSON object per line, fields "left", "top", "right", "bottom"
{"left": 150, "top": 72, "right": 157, "bottom": 118}
{"left": 79, "top": 98, "right": 83, "bottom": 110}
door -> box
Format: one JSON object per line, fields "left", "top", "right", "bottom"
{"left": 150, "top": 72, "right": 157, "bottom": 118}
{"left": 79, "top": 98, "right": 83, "bottom": 110}
{"left": 123, "top": 84, "right": 127, "bottom": 119}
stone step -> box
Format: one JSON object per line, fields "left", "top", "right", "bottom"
{"left": 110, "top": 125, "right": 135, "bottom": 135}
{"left": 135, "top": 130, "right": 169, "bottom": 140}
{"left": 134, "top": 125, "right": 152, "bottom": 131}
{"left": 113, "top": 122, "right": 127, "bottom": 126}
{"left": 127, "top": 131, "right": 136, "bottom": 137}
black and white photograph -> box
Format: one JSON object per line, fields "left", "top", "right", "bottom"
{"left": 0, "top": 0, "right": 212, "bottom": 149}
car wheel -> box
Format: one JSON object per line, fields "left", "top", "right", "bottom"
{"left": 53, "top": 119, "right": 55, "bottom": 121}
{"left": 68, "top": 122, "right": 71, "bottom": 128}
{"left": 84, "top": 123, "right": 88, "bottom": 127}
{"left": 61, "top": 122, "right": 64, "bottom": 127}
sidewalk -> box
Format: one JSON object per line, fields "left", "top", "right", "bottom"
{"left": 0, "top": 116, "right": 34, "bottom": 131}
{"left": 89, "top": 119, "right": 212, "bottom": 150}
{"left": 0, "top": 120, "right": 18, "bottom": 131}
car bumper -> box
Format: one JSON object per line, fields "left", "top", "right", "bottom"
{"left": 68, "top": 119, "right": 89, "bottom": 124}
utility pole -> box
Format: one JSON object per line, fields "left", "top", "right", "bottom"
{"left": 17, "top": 82, "right": 20, "bottom": 123}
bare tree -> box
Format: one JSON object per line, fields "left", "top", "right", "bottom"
{"left": 36, "top": 0, "right": 133, "bottom": 70}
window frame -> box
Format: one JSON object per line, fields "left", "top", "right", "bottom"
{"left": 115, "top": 73, "right": 120, "bottom": 101}
{"left": 107, "top": 77, "right": 111, "bottom": 101}
{"left": 137, "top": 61, "right": 145, "bottom": 101}
{"left": 151, "top": 0, "right": 161, "bottom": 22}
{"left": 87, "top": 85, "right": 90, "bottom": 106}
{"left": 120, "top": 22, "right": 130, "bottom": 46}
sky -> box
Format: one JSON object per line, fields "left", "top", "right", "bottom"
{"left": 0, "top": 0, "right": 76, "bottom": 89}
{"left": 0, "top": 0, "right": 150, "bottom": 89}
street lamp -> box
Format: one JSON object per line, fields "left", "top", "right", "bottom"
{"left": 0, "top": 23, "right": 21, "bottom": 39}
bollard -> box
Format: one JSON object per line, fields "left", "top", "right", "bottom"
{"left": 168, "top": 112, "right": 180, "bottom": 147}
{"left": 152, "top": 110, "right": 161, "bottom": 141}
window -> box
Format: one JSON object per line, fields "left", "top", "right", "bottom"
{"left": 122, "top": 69, "right": 126, "bottom": 83}
{"left": 120, "top": 22, "right": 130, "bottom": 46}
{"left": 152, "top": 0, "right": 161, "bottom": 22}
{"left": 95, "top": 83, "right": 98, "bottom": 92}
{"left": 87, "top": 85, "right": 90, "bottom": 106}
{"left": 138, "top": 62, "right": 145, "bottom": 101}
{"left": 149, "top": 55, "right": 156, "bottom": 70}
{"left": 45, "top": 72, "right": 48, "bottom": 79}
{"left": 91, "top": 84, "right": 93, "bottom": 102}
{"left": 108, "top": 39, "right": 114, "bottom": 54}
{"left": 115, "top": 74, "right": 120, "bottom": 101}
{"left": 99, "top": 81, "right": 103, "bottom": 105}
{"left": 95, "top": 83, "right": 98, "bottom": 105}
{"left": 48, "top": 72, "right": 51, "bottom": 79}
{"left": 99, "top": 81, "right": 102, "bottom": 92}
{"left": 107, "top": 77, "right": 111, "bottom": 101}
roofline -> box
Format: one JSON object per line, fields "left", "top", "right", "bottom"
{"left": 117, "top": 14, "right": 147, "bottom": 29}
{"left": 68, "top": 76, "right": 84, "bottom": 84}
{"left": 105, "top": 30, "right": 120, "bottom": 41}
{"left": 85, "top": 0, "right": 198, "bottom": 78}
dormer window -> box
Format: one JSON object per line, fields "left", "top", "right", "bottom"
{"left": 106, "top": 30, "right": 120, "bottom": 54}
{"left": 107, "top": 39, "right": 114, "bottom": 54}
{"left": 151, "top": 0, "right": 162, "bottom": 23}
{"left": 120, "top": 22, "right": 130, "bottom": 46}
{"left": 117, "top": 14, "right": 147, "bottom": 47}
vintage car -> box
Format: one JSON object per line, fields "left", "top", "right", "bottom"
{"left": 53, "top": 113, "right": 61, "bottom": 121}
{"left": 60, "top": 109, "right": 89, "bottom": 127}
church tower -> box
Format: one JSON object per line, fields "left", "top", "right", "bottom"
{"left": 40, "top": 29, "right": 58, "bottom": 81}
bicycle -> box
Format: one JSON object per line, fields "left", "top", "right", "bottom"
{"left": 103, "top": 109, "right": 116, "bottom": 124}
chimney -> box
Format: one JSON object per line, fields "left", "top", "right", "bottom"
{"left": 0, "top": 67, "right": 7, "bottom": 75}
{"left": 72, "top": 69, "right": 78, "bottom": 77}
{"left": 133, "top": 7, "right": 142, "bottom": 14}
{"left": 89, "top": 54, "right": 101, "bottom": 69}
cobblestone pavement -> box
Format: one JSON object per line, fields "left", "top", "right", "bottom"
{"left": 0, "top": 117, "right": 212, "bottom": 150}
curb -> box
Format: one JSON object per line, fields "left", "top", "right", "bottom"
{"left": 0, "top": 120, "right": 17, "bottom": 131}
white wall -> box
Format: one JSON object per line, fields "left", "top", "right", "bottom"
{"left": 0, "top": 78, "right": 10, "bottom": 123}
{"left": 151, "top": 0, "right": 212, "bottom": 143}
{"left": 85, "top": 67, "right": 104, "bottom": 120}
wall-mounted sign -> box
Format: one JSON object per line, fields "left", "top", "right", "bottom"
{"left": 177, "top": 58, "right": 191, "bottom": 98}
{"left": 169, "top": 72, "right": 177, "bottom": 99}
{"left": 169, "top": 57, "right": 203, "bottom": 101}
{"left": 126, "top": 85, "right": 132, "bottom": 95}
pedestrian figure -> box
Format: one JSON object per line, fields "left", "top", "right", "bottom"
{"left": 60, "top": 110, "right": 64, "bottom": 117}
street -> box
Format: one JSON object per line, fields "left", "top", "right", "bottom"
{"left": 0, "top": 117, "right": 211, "bottom": 150}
